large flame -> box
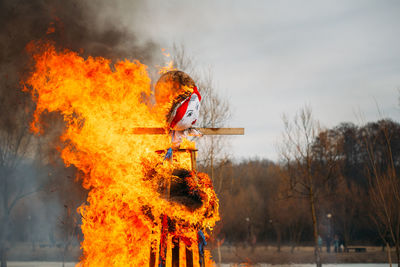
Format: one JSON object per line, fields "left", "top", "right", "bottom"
{"left": 25, "top": 42, "right": 219, "bottom": 266}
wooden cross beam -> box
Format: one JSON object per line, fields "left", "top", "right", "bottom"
{"left": 138, "top": 127, "right": 244, "bottom": 171}
{"left": 132, "top": 127, "right": 245, "bottom": 135}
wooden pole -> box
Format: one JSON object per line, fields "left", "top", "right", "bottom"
{"left": 190, "top": 150, "right": 197, "bottom": 171}
{"left": 387, "top": 242, "right": 392, "bottom": 267}
{"left": 148, "top": 126, "right": 244, "bottom": 267}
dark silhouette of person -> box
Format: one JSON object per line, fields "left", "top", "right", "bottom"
{"left": 326, "top": 235, "right": 332, "bottom": 253}
{"left": 334, "top": 234, "right": 339, "bottom": 253}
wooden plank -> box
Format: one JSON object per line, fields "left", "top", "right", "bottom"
{"left": 190, "top": 150, "right": 197, "bottom": 171}
{"left": 131, "top": 127, "right": 244, "bottom": 135}
{"left": 191, "top": 243, "right": 200, "bottom": 267}
{"left": 198, "top": 128, "right": 244, "bottom": 135}
{"left": 186, "top": 247, "right": 193, "bottom": 267}
{"left": 149, "top": 242, "right": 156, "bottom": 267}
{"left": 166, "top": 235, "right": 173, "bottom": 267}
{"left": 179, "top": 239, "right": 186, "bottom": 267}
{"left": 172, "top": 237, "right": 179, "bottom": 267}
{"left": 132, "top": 127, "right": 166, "bottom": 134}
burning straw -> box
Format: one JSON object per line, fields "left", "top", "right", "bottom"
{"left": 24, "top": 42, "right": 219, "bottom": 266}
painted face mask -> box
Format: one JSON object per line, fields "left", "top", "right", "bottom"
{"left": 169, "top": 86, "right": 201, "bottom": 131}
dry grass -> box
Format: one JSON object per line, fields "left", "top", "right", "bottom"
{"left": 3, "top": 243, "right": 396, "bottom": 265}
{"left": 211, "top": 245, "right": 396, "bottom": 264}
{"left": 5, "top": 242, "right": 81, "bottom": 262}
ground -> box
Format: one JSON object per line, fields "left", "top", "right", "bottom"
{"left": 210, "top": 245, "right": 396, "bottom": 265}
{"left": 3, "top": 243, "right": 398, "bottom": 265}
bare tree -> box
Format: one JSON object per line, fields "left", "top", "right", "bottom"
{"left": 196, "top": 69, "right": 231, "bottom": 188}
{"left": 362, "top": 120, "right": 400, "bottom": 266}
{"left": 58, "top": 202, "right": 80, "bottom": 267}
{"left": 0, "top": 90, "right": 41, "bottom": 267}
{"left": 278, "top": 106, "right": 341, "bottom": 267}
{"left": 170, "top": 44, "right": 231, "bottom": 182}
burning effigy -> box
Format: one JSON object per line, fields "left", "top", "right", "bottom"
{"left": 24, "top": 42, "right": 219, "bottom": 266}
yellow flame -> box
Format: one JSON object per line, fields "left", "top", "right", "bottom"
{"left": 25, "top": 42, "right": 219, "bottom": 266}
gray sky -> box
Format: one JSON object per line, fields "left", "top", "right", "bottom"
{"left": 111, "top": 0, "right": 400, "bottom": 160}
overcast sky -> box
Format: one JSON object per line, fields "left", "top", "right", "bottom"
{"left": 110, "top": 0, "right": 400, "bottom": 160}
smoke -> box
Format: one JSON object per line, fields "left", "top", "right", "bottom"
{"left": 0, "top": 0, "right": 160, "bottom": 129}
{"left": 1, "top": 0, "right": 158, "bottom": 59}
{"left": 0, "top": 0, "right": 160, "bottom": 259}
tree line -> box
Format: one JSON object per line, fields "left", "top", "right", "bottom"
{"left": 203, "top": 113, "right": 400, "bottom": 266}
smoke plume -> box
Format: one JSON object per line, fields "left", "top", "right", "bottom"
{"left": 0, "top": 0, "right": 160, "bottom": 259}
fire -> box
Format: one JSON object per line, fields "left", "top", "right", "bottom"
{"left": 159, "top": 48, "right": 176, "bottom": 74}
{"left": 25, "top": 42, "right": 219, "bottom": 266}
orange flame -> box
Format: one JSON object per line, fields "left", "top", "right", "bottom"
{"left": 25, "top": 42, "right": 219, "bottom": 266}
{"left": 158, "top": 48, "right": 176, "bottom": 74}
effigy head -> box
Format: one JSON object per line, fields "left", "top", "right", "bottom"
{"left": 155, "top": 71, "right": 201, "bottom": 131}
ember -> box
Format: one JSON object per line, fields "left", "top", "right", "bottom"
{"left": 24, "top": 43, "right": 220, "bottom": 266}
